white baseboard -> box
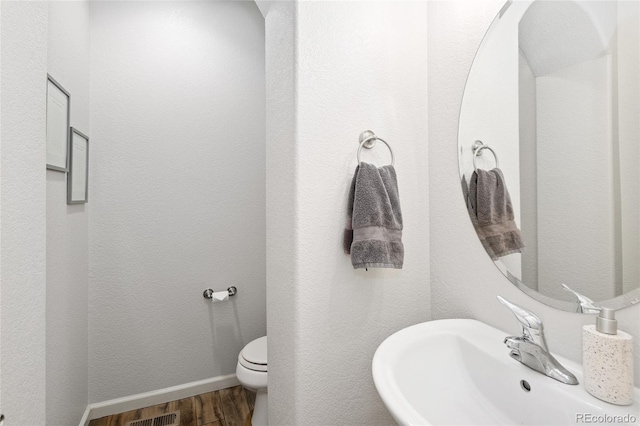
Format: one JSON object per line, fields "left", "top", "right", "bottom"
{"left": 79, "top": 374, "right": 240, "bottom": 426}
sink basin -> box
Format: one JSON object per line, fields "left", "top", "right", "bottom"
{"left": 372, "top": 319, "right": 639, "bottom": 425}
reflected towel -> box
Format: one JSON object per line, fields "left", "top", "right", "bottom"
{"left": 343, "top": 162, "right": 403, "bottom": 269}
{"left": 468, "top": 168, "right": 524, "bottom": 260}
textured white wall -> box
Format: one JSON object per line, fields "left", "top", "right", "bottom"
{"left": 518, "top": 1, "right": 614, "bottom": 78}
{"left": 518, "top": 52, "right": 538, "bottom": 290}
{"left": 265, "top": 2, "right": 430, "bottom": 424}
{"left": 536, "top": 56, "right": 615, "bottom": 302}
{"left": 46, "top": 2, "right": 90, "bottom": 424}
{"left": 1, "top": 0, "right": 3, "bottom": 406}
{"left": 617, "top": 1, "right": 640, "bottom": 295}
{"left": 262, "top": 1, "right": 298, "bottom": 424}
{"left": 458, "top": 0, "right": 530, "bottom": 280}
{"left": 88, "top": 1, "right": 266, "bottom": 402}
{"left": 428, "top": 0, "right": 640, "bottom": 386}
{"left": 0, "top": 2, "right": 48, "bottom": 423}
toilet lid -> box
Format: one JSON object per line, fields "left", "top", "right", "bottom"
{"left": 239, "top": 336, "right": 267, "bottom": 372}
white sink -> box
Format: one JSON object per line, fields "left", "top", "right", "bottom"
{"left": 372, "top": 319, "right": 640, "bottom": 425}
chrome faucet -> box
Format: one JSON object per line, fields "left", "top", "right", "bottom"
{"left": 497, "top": 296, "right": 579, "bottom": 385}
{"left": 561, "top": 283, "right": 601, "bottom": 314}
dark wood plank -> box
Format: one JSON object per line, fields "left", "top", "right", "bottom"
{"left": 91, "top": 398, "right": 195, "bottom": 426}
{"left": 137, "top": 401, "right": 172, "bottom": 418}
{"left": 243, "top": 411, "right": 252, "bottom": 426}
{"left": 242, "top": 388, "right": 256, "bottom": 412}
{"left": 108, "top": 407, "right": 140, "bottom": 426}
{"left": 169, "top": 397, "right": 197, "bottom": 426}
{"left": 219, "top": 386, "right": 252, "bottom": 426}
{"left": 195, "top": 391, "right": 225, "bottom": 425}
{"left": 103, "top": 397, "right": 191, "bottom": 426}
{"left": 88, "top": 386, "right": 252, "bottom": 426}
{"left": 88, "top": 416, "right": 112, "bottom": 426}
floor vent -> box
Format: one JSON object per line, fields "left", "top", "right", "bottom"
{"left": 124, "top": 411, "right": 180, "bottom": 426}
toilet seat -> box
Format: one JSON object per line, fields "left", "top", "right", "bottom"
{"left": 236, "top": 336, "right": 268, "bottom": 426}
{"left": 239, "top": 336, "right": 267, "bottom": 372}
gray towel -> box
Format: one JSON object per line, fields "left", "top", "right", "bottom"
{"left": 343, "top": 162, "right": 403, "bottom": 269}
{"left": 468, "top": 168, "right": 524, "bottom": 260}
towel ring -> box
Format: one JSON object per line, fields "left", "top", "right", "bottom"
{"left": 472, "top": 140, "right": 498, "bottom": 173}
{"left": 357, "top": 130, "right": 394, "bottom": 166}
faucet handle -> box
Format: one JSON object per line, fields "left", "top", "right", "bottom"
{"left": 497, "top": 296, "right": 548, "bottom": 351}
{"left": 561, "top": 283, "right": 600, "bottom": 314}
{"left": 497, "top": 296, "right": 543, "bottom": 330}
{"left": 503, "top": 335, "right": 524, "bottom": 348}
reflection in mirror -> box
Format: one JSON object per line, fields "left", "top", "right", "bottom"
{"left": 459, "top": 0, "right": 640, "bottom": 312}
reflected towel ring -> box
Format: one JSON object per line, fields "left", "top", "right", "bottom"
{"left": 472, "top": 140, "right": 499, "bottom": 173}
{"left": 357, "top": 130, "right": 394, "bottom": 166}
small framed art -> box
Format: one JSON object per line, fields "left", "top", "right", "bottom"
{"left": 67, "top": 128, "right": 89, "bottom": 204}
{"left": 46, "top": 75, "right": 71, "bottom": 171}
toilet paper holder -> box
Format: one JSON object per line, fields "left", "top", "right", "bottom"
{"left": 203, "top": 286, "right": 237, "bottom": 300}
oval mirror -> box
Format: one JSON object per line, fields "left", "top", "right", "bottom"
{"left": 459, "top": 0, "right": 640, "bottom": 312}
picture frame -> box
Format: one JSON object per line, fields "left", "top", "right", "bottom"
{"left": 46, "top": 74, "right": 71, "bottom": 171}
{"left": 67, "top": 128, "right": 89, "bottom": 204}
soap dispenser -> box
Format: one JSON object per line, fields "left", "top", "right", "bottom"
{"left": 583, "top": 308, "right": 633, "bottom": 405}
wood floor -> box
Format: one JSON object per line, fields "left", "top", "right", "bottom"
{"left": 88, "top": 385, "right": 255, "bottom": 426}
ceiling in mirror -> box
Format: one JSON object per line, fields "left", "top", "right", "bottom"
{"left": 459, "top": 0, "right": 640, "bottom": 312}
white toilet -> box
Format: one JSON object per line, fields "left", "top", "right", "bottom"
{"left": 236, "top": 336, "right": 268, "bottom": 426}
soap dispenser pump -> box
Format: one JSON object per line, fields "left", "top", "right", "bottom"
{"left": 583, "top": 308, "right": 634, "bottom": 405}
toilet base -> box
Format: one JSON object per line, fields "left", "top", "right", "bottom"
{"left": 251, "top": 388, "right": 268, "bottom": 426}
